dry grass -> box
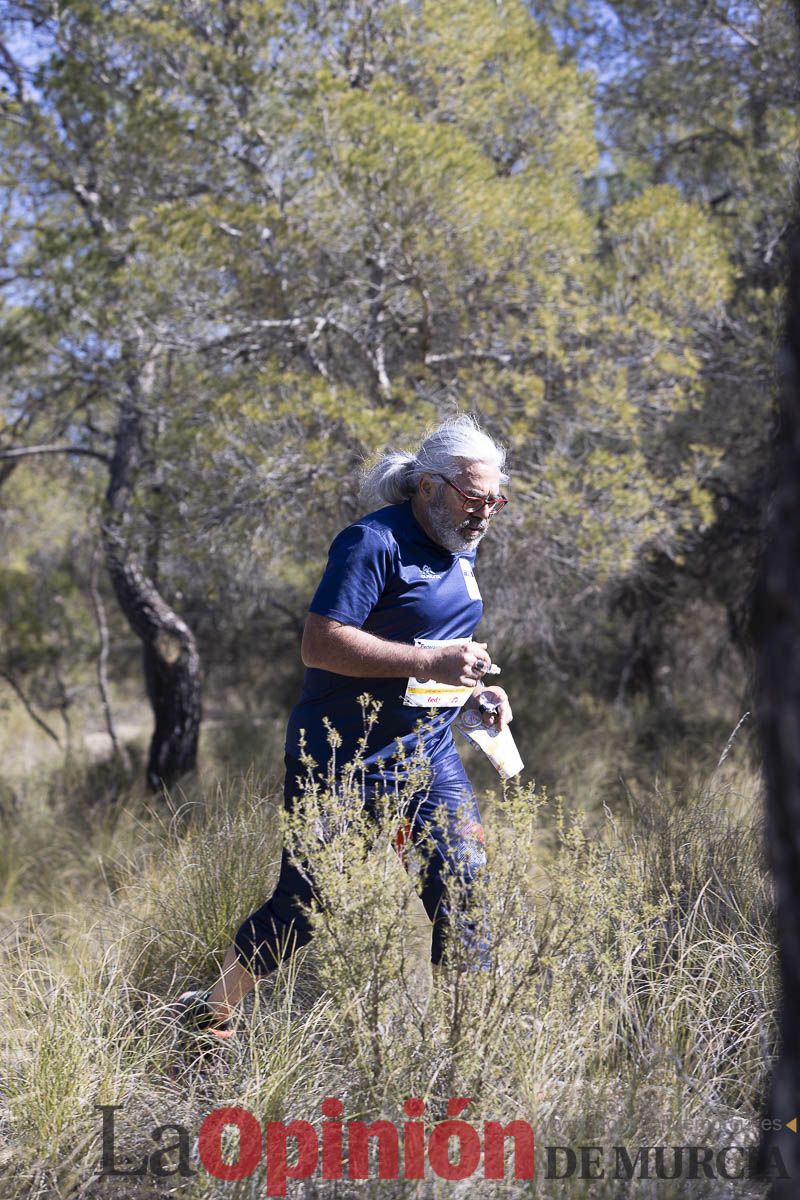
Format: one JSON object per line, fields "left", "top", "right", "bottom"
{"left": 0, "top": 727, "right": 777, "bottom": 1199}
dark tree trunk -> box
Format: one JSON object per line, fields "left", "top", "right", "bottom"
{"left": 752, "top": 213, "right": 800, "bottom": 1190}
{"left": 103, "top": 529, "right": 203, "bottom": 790}
{"left": 103, "top": 363, "right": 202, "bottom": 791}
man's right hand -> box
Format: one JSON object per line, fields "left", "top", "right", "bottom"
{"left": 417, "top": 640, "right": 492, "bottom": 687}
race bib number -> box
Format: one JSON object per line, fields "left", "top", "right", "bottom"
{"left": 403, "top": 637, "right": 476, "bottom": 708}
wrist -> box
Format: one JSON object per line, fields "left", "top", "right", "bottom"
{"left": 414, "top": 645, "right": 434, "bottom": 679}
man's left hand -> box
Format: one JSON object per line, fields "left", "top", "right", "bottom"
{"left": 465, "top": 685, "right": 513, "bottom": 732}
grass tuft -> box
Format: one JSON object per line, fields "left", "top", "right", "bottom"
{"left": 0, "top": 745, "right": 776, "bottom": 1198}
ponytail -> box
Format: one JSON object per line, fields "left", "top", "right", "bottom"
{"left": 359, "top": 451, "right": 419, "bottom": 508}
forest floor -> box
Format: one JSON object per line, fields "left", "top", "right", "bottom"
{"left": 0, "top": 688, "right": 778, "bottom": 1199}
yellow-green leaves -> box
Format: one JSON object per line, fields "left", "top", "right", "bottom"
{"left": 0, "top": 0, "right": 785, "bottom": 664}
{"left": 603, "top": 186, "right": 732, "bottom": 323}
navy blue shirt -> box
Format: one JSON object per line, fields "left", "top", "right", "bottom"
{"left": 285, "top": 501, "right": 483, "bottom": 780}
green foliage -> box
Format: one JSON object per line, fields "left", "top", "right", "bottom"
{"left": 0, "top": 465, "right": 98, "bottom": 733}
{"left": 0, "top": 0, "right": 795, "bottom": 731}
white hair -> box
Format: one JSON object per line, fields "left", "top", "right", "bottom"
{"left": 359, "top": 414, "right": 508, "bottom": 509}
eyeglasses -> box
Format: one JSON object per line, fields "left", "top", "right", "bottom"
{"left": 437, "top": 475, "right": 508, "bottom": 516}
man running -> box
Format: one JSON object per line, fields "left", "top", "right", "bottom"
{"left": 175, "top": 413, "right": 512, "bottom": 1037}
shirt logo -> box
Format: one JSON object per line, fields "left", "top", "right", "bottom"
{"left": 420, "top": 565, "right": 441, "bottom": 579}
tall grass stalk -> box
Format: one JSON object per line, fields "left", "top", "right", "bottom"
{"left": 0, "top": 748, "right": 776, "bottom": 1198}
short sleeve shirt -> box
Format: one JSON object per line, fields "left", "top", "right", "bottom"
{"left": 285, "top": 500, "right": 483, "bottom": 780}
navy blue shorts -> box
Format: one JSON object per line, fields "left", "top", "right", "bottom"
{"left": 233, "top": 750, "right": 489, "bottom": 974}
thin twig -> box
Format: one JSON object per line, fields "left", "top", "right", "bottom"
{"left": 89, "top": 550, "right": 130, "bottom": 769}
{"left": 0, "top": 671, "right": 62, "bottom": 746}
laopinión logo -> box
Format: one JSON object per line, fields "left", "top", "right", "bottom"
{"left": 96, "top": 1098, "right": 534, "bottom": 1195}
{"left": 544, "top": 1140, "right": 790, "bottom": 1182}
{"left": 97, "top": 1104, "right": 794, "bottom": 1190}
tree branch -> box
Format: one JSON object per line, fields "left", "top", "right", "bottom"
{"left": 713, "top": 11, "right": 760, "bottom": 49}
{"left": 0, "top": 443, "right": 111, "bottom": 464}
{"left": 0, "top": 672, "right": 62, "bottom": 746}
{"left": 89, "top": 551, "right": 129, "bottom": 769}
{"left": 425, "top": 350, "right": 515, "bottom": 367}
{"left": 0, "top": 38, "right": 27, "bottom": 104}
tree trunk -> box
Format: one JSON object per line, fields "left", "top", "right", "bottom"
{"left": 752, "top": 216, "right": 800, "bottom": 1190}
{"left": 103, "top": 360, "right": 202, "bottom": 791}
{"left": 103, "top": 534, "right": 202, "bottom": 790}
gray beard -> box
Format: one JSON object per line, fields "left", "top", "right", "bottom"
{"left": 426, "top": 491, "right": 488, "bottom": 553}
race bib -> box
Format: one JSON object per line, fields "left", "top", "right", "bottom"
{"left": 403, "top": 637, "right": 476, "bottom": 708}
{"left": 459, "top": 557, "right": 482, "bottom": 600}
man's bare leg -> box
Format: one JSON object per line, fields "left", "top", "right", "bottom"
{"left": 206, "top": 944, "right": 255, "bottom": 1023}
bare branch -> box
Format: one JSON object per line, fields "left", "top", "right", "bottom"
{"left": 89, "top": 551, "right": 130, "bottom": 769}
{"left": 254, "top": 317, "right": 308, "bottom": 330}
{"left": 0, "top": 443, "right": 111, "bottom": 464}
{"left": 425, "top": 350, "right": 514, "bottom": 367}
{"left": 713, "top": 11, "right": 760, "bottom": 49}
{"left": 307, "top": 316, "right": 331, "bottom": 380}
{"left": 0, "top": 38, "right": 27, "bottom": 104}
{"left": 0, "top": 671, "right": 62, "bottom": 746}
